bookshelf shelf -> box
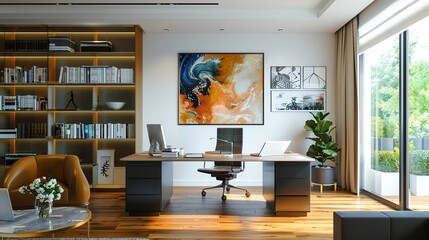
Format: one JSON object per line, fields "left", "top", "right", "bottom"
{"left": 0, "top": 25, "right": 142, "bottom": 186}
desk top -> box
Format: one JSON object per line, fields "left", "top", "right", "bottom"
{"left": 120, "top": 152, "right": 314, "bottom": 162}
{"left": 0, "top": 206, "right": 91, "bottom": 238}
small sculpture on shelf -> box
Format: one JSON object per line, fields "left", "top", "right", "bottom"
{"left": 65, "top": 91, "right": 77, "bottom": 110}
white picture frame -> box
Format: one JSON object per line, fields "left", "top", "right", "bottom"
{"left": 96, "top": 149, "right": 115, "bottom": 184}
{"left": 271, "top": 90, "right": 326, "bottom": 112}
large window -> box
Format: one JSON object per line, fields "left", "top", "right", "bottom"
{"left": 361, "top": 35, "right": 400, "bottom": 205}
{"left": 408, "top": 16, "right": 429, "bottom": 210}
{"left": 360, "top": 15, "right": 429, "bottom": 210}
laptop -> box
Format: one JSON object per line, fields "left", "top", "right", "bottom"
{"left": 0, "top": 188, "right": 26, "bottom": 221}
{"left": 250, "top": 141, "right": 291, "bottom": 157}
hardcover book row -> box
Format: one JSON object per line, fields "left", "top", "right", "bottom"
{"left": 53, "top": 122, "right": 135, "bottom": 139}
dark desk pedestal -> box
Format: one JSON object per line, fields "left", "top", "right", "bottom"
{"left": 263, "top": 161, "right": 311, "bottom": 216}
{"left": 125, "top": 161, "right": 173, "bottom": 216}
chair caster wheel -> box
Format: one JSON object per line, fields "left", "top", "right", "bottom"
{"left": 226, "top": 187, "right": 231, "bottom": 192}
{"left": 201, "top": 190, "right": 206, "bottom": 197}
{"left": 245, "top": 192, "right": 251, "bottom": 197}
{"left": 221, "top": 195, "right": 227, "bottom": 201}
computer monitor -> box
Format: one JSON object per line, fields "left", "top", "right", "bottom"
{"left": 147, "top": 124, "right": 167, "bottom": 156}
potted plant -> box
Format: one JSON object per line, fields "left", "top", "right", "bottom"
{"left": 409, "top": 150, "right": 429, "bottom": 196}
{"left": 370, "top": 149, "right": 399, "bottom": 196}
{"left": 304, "top": 112, "right": 340, "bottom": 185}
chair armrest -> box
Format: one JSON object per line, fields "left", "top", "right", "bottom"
{"left": 63, "top": 155, "right": 90, "bottom": 206}
{"left": 2, "top": 156, "right": 37, "bottom": 190}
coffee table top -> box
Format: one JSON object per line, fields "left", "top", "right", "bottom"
{"left": 0, "top": 206, "right": 91, "bottom": 238}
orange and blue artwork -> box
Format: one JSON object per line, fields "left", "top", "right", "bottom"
{"left": 179, "top": 53, "right": 264, "bottom": 125}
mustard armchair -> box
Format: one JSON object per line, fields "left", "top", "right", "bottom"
{"left": 2, "top": 154, "right": 90, "bottom": 209}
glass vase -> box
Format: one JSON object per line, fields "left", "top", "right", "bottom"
{"left": 34, "top": 199, "right": 52, "bottom": 218}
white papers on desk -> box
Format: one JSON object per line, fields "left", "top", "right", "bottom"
{"left": 185, "top": 153, "right": 204, "bottom": 158}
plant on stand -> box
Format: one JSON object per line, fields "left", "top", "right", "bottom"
{"left": 19, "top": 176, "right": 64, "bottom": 218}
{"left": 304, "top": 112, "right": 340, "bottom": 185}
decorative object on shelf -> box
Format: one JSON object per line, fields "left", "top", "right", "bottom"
{"left": 178, "top": 53, "right": 264, "bottom": 125}
{"left": 271, "top": 90, "right": 325, "bottom": 111}
{"left": 304, "top": 112, "right": 340, "bottom": 186}
{"left": 270, "top": 66, "right": 301, "bottom": 89}
{"left": 106, "top": 101, "right": 125, "bottom": 110}
{"left": 65, "top": 91, "right": 78, "bottom": 110}
{"left": 303, "top": 66, "right": 327, "bottom": 89}
{"left": 95, "top": 149, "right": 115, "bottom": 185}
{"left": 19, "top": 176, "right": 64, "bottom": 218}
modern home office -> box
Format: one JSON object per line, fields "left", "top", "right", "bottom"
{"left": 1, "top": 0, "right": 429, "bottom": 239}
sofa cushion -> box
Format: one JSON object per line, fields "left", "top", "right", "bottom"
{"left": 334, "top": 211, "right": 390, "bottom": 240}
{"left": 382, "top": 211, "right": 429, "bottom": 240}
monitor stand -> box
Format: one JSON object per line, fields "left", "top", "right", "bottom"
{"left": 148, "top": 140, "right": 161, "bottom": 156}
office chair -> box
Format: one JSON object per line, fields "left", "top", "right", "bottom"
{"left": 197, "top": 128, "right": 251, "bottom": 201}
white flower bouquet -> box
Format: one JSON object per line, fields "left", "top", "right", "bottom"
{"left": 19, "top": 176, "right": 64, "bottom": 217}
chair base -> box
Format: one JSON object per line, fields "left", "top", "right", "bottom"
{"left": 201, "top": 180, "right": 250, "bottom": 201}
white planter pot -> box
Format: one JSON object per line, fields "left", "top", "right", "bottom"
{"left": 410, "top": 174, "right": 429, "bottom": 196}
{"left": 370, "top": 169, "right": 399, "bottom": 196}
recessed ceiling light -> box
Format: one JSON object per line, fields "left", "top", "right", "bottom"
{"left": 163, "top": 28, "right": 170, "bottom": 32}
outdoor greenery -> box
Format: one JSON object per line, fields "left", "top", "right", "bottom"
{"left": 371, "top": 38, "right": 429, "bottom": 139}
{"left": 371, "top": 150, "right": 399, "bottom": 172}
{"left": 304, "top": 112, "right": 340, "bottom": 166}
{"left": 409, "top": 150, "right": 429, "bottom": 175}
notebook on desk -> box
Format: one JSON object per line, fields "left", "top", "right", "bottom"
{"left": 250, "top": 141, "right": 291, "bottom": 157}
{"left": 0, "top": 188, "right": 26, "bottom": 221}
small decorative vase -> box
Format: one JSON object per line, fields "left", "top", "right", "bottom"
{"left": 34, "top": 199, "right": 52, "bottom": 218}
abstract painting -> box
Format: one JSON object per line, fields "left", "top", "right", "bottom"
{"left": 179, "top": 53, "right": 264, "bottom": 125}
{"left": 271, "top": 90, "right": 326, "bottom": 112}
{"left": 270, "top": 66, "right": 301, "bottom": 89}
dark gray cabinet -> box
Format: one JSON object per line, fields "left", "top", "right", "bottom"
{"left": 263, "top": 161, "right": 311, "bottom": 216}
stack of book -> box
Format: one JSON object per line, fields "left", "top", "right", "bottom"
{"left": 3, "top": 153, "right": 37, "bottom": 166}
{"left": 49, "top": 37, "right": 76, "bottom": 52}
{"left": 80, "top": 41, "right": 112, "bottom": 52}
{"left": 161, "top": 148, "right": 179, "bottom": 158}
{"left": 0, "top": 128, "right": 17, "bottom": 139}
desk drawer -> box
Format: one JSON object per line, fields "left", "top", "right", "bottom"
{"left": 275, "top": 196, "right": 310, "bottom": 211}
{"left": 276, "top": 178, "right": 309, "bottom": 195}
{"left": 126, "top": 194, "right": 162, "bottom": 212}
{"left": 126, "top": 161, "right": 161, "bottom": 178}
{"left": 276, "top": 162, "right": 309, "bottom": 179}
{"left": 126, "top": 179, "right": 161, "bottom": 194}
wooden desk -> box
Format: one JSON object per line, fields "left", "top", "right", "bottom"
{"left": 120, "top": 153, "right": 314, "bottom": 216}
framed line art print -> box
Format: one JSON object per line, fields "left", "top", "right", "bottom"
{"left": 270, "top": 66, "right": 301, "bottom": 89}
{"left": 271, "top": 90, "right": 326, "bottom": 112}
{"left": 178, "top": 53, "right": 264, "bottom": 125}
{"left": 302, "top": 66, "right": 327, "bottom": 89}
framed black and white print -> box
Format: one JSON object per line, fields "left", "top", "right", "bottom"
{"left": 270, "top": 66, "right": 301, "bottom": 89}
{"left": 271, "top": 90, "right": 326, "bottom": 112}
{"left": 302, "top": 66, "right": 327, "bottom": 89}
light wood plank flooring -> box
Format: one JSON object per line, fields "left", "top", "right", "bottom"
{"left": 56, "top": 186, "right": 394, "bottom": 239}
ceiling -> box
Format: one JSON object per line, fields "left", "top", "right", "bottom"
{"left": 0, "top": 0, "right": 374, "bottom": 33}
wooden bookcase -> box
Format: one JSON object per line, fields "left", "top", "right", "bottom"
{"left": 0, "top": 25, "right": 142, "bottom": 187}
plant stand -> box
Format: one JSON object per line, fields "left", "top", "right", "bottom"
{"left": 311, "top": 182, "right": 337, "bottom": 193}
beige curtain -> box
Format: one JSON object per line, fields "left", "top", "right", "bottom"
{"left": 335, "top": 17, "right": 359, "bottom": 194}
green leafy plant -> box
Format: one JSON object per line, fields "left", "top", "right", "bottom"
{"left": 371, "top": 150, "right": 399, "bottom": 172}
{"left": 304, "top": 112, "right": 340, "bottom": 166}
{"left": 409, "top": 150, "right": 429, "bottom": 175}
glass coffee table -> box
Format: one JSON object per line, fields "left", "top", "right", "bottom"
{"left": 0, "top": 206, "right": 92, "bottom": 238}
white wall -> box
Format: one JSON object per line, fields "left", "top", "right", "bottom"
{"left": 141, "top": 33, "right": 336, "bottom": 186}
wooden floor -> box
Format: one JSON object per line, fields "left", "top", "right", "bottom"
{"left": 56, "top": 186, "right": 394, "bottom": 239}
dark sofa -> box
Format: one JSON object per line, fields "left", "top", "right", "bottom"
{"left": 334, "top": 211, "right": 429, "bottom": 240}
